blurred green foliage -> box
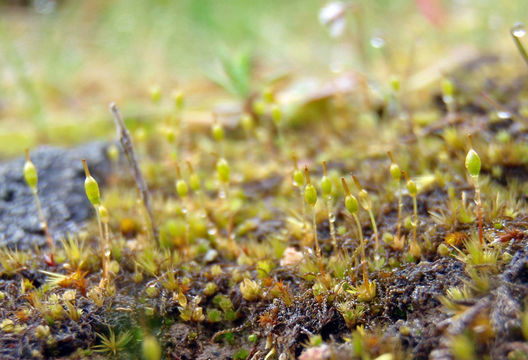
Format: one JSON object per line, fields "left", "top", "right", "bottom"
{"left": 0, "top": 0, "right": 527, "bottom": 156}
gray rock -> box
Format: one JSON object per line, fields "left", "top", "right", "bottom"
{"left": 0, "top": 141, "right": 114, "bottom": 249}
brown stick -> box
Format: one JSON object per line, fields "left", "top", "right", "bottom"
{"left": 109, "top": 102, "right": 155, "bottom": 236}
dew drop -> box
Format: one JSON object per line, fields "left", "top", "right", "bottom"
{"left": 497, "top": 111, "right": 511, "bottom": 119}
{"left": 370, "top": 37, "right": 385, "bottom": 49}
{"left": 512, "top": 22, "right": 526, "bottom": 38}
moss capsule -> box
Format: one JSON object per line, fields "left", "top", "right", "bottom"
{"left": 23, "top": 150, "right": 38, "bottom": 190}
{"left": 263, "top": 87, "right": 274, "bottom": 103}
{"left": 304, "top": 184, "right": 317, "bottom": 207}
{"left": 441, "top": 78, "right": 455, "bottom": 97}
{"left": 321, "top": 175, "right": 332, "bottom": 196}
{"left": 358, "top": 189, "right": 371, "bottom": 211}
{"left": 216, "top": 158, "right": 230, "bottom": 183}
{"left": 303, "top": 166, "right": 317, "bottom": 207}
{"left": 142, "top": 334, "right": 161, "bottom": 360}
{"left": 321, "top": 161, "right": 332, "bottom": 196}
{"left": 253, "top": 100, "right": 266, "bottom": 116}
{"left": 406, "top": 179, "right": 417, "bottom": 196}
{"left": 176, "top": 179, "right": 188, "bottom": 197}
{"left": 390, "top": 75, "right": 401, "bottom": 93}
{"left": 390, "top": 163, "right": 401, "bottom": 181}
{"left": 83, "top": 160, "right": 100, "bottom": 206}
{"left": 190, "top": 173, "right": 200, "bottom": 192}
{"left": 465, "top": 148, "right": 481, "bottom": 178}
{"left": 241, "top": 114, "right": 254, "bottom": 132}
{"left": 212, "top": 122, "right": 225, "bottom": 142}
{"left": 345, "top": 194, "right": 359, "bottom": 214}
{"left": 293, "top": 169, "right": 304, "bottom": 187}
{"left": 172, "top": 90, "right": 184, "bottom": 110}
{"left": 149, "top": 85, "right": 162, "bottom": 104}
{"left": 106, "top": 144, "right": 119, "bottom": 163}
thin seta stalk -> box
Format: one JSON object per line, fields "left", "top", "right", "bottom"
{"left": 216, "top": 156, "right": 238, "bottom": 254}
{"left": 353, "top": 175, "right": 379, "bottom": 250}
{"left": 321, "top": 161, "right": 338, "bottom": 253}
{"left": 388, "top": 151, "right": 403, "bottom": 241}
{"left": 402, "top": 171, "right": 418, "bottom": 248}
{"left": 175, "top": 164, "right": 190, "bottom": 258}
{"left": 304, "top": 166, "right": 322, "bottom": 267}
{"left": 292, "top": 155, "right": 307, "bottom": 239}
{"left": 271, "top": 104, "right": 284, "bottom": 150}
{"left": 98, "top": 204, "right": 111, "bottom": 286}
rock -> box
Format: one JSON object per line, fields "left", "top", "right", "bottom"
{"left": 0, "top": 141, "right": 114, "bottom": 249}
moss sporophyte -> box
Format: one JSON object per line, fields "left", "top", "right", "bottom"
{"left": 83, "top": 159, "right": 109, "bottom": 288}
{"left": 342, "top": 178, "right": 375, "bottom": 301}
{"left": 24, "top": 149, "right": 55, "bottom": 262}
{"left": 465, "top": 135, "right": 483, "bottom": 245}
{"left": 388, "top": 151, "right": 403, "bottom": 246}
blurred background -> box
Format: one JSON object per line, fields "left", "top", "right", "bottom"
{"left": 0, "top": 0, "right": 527, "bottom": 156}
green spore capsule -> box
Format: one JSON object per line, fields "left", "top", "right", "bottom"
{"left": 186, "top": 161, "right": 200, "bottom": 191}
{"left": 292, "top": 155, "right": 304, "bottom": 187}
{"left": 23, "top": 149, "right": 38, "bottom": 190}
{"left": 263, "top": 87, "right": 274, "bottom": 103}
{"left": 241, "top": 114, "right": 254, "bottom": 132}
{"left": 149, "top": 85, "right": 162, "bottom": 104}
{"left": 320, "top": 161, "right": 332, "bottom": 196}
{"left": 406, "top": 179, "right": 417, "bottom": 196}
{"left": 390, "top": 75, "right": 400, "bottom": 93}
{"left": 304, "top": 184, "right": 317, "bottom": 207}
{"left": 465, "top": 148, "right": 481, "bottom": 177}
{"left": 358, "top": 189, "right": 371, "bottom": 210}
{"left": 303, "top": 166, "right": 317, "bottom": 207}
{"left": 176, "top": 179, "right": 188, "bottom": 197}
{"left": 212, "top": 121, "right": 225, "bottom": 142}
{"left": 321, "top": 175, "right": 332, "bottom": 196}
{"left": 293, "top": 169, "right": 304, "bottom": 187}
{"left": 190, "top": 173, "right": 200, "bottom": 192}
{"left": 253, "top": 100, "right": 266, "bottom": 116}
{"left": 142, "top": 334, "right": 161, "bottom": 360}
{"left": 441, "top": 78, "right": 455, "bottom": 97}
{"left": 106, "top": 144, "right": 119, "bottom": 163}
{"left": 172, "top": 90, "right": 184, "bottom": 110}
{"left": 216, "top": 158, "right": 230, "bottom": 183}
{"left": 345, "top": 194, "right": 359, "bottom": 214}
{"left": 83, "top": 159, "right": 100, "bottom": 206}
{"left": 271, "top": 105, "right": 282, "bottom": 126}
{"left": 341, "top": 177, "right": 358, "bottom": 213}
{"left": 390, "top": 163, "right": 401, "bottom": 181}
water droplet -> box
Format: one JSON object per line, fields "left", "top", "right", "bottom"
{"left": 370, "top": 37, "right": 385, "bottom": 49}
{"left": 497, "top": 111, "right": 511, "bottom": 119}
{"left": 512, "top": 22, "right": 526, "bottom": 38}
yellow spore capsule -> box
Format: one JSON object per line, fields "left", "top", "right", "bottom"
{"left": 83, "top": 159, "right": 100, "bottom": 206}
